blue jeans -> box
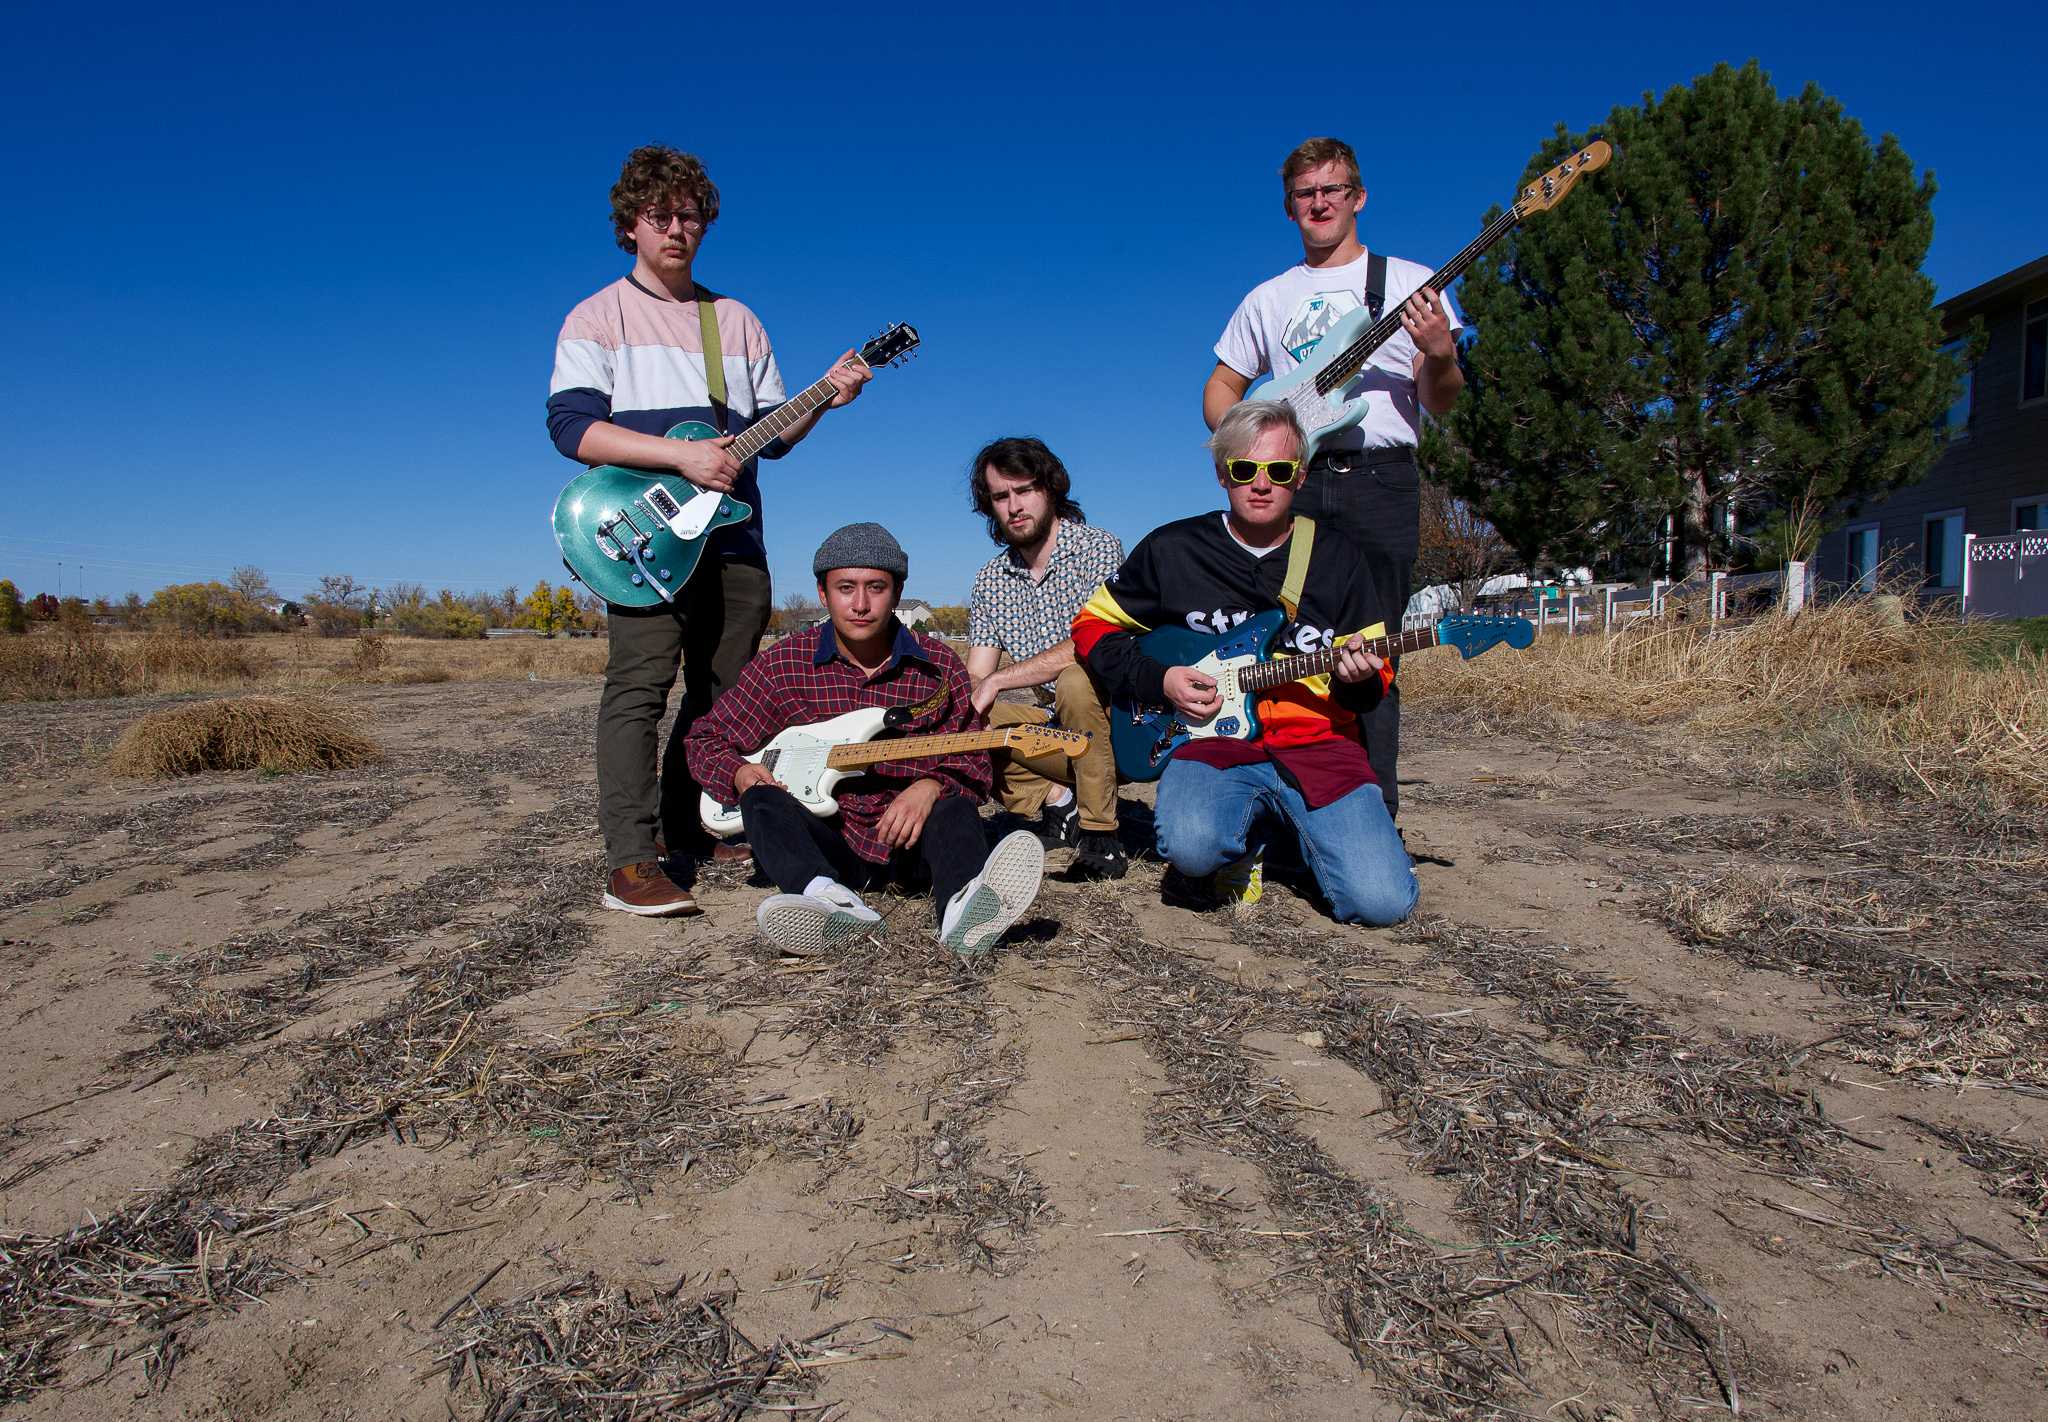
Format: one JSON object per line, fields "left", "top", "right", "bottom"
{"left": 1154, "top": 759, "right": 1418, "bottom": 926}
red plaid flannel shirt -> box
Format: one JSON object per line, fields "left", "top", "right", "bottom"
{"left": 684, "top": 619, "right": 992, "bottom": 864}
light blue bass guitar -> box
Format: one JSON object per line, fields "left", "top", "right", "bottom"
{"left": 552, "top": 323, "right": 920, "bottom": 608}
{"left": 1108, "top": 609, "right": 1534, "bottom": 782}
{"left": 1265, "top": 142, "right": 1610, "bottom": 461}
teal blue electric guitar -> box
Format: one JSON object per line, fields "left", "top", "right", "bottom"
{"left": 1108, "top": 609, "right": 1534, "bottom": 782}
{"left": 553, "top": 322, "right": 921, "bottom": 607}
{"left": 1265, "top": 141, "right": 1609, "bottom": 461}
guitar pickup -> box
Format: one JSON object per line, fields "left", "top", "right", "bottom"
{"left": 638, "top": 482, "right": 726, "bottom": 541}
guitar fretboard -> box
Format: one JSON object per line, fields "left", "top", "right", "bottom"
{"left": 1236, "top": 625, "right": 1442, "bottom": 694}
{"left": 823, "top": 727, "right": 1069, "bottom": 770}
{"left": 728, "top": 362, "right": 863, "bottom": 462}
{"left": 1310, "top": 206, "right": 1523, "bottom": 396}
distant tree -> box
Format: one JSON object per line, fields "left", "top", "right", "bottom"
{"left": 148, "top": 581, "right": 269, "bottom": 636}
{"left": 1441, "top": 62, "right": 1970, "bottom": 578}
{"left": 522, "top": 580, "right": 567, "bottom": 635}
{"left": 772, "top": 592, "right": 822, "bottom": 633}
{"left": 0, "top": 580, "right": 26, "bottom": 635}
{"left": 305, "top": 573, "right": 369, "bottom": 637}
{"left": 1413, "top": 459, "right": 1516, "bottom": 610}
{"left": 229, "top": 566, "right": 274, "bottom": 604}
{"left": 924, "top": 604, "right": 970, "bottom": 636}
{"left": 28, "top": 592, "right": 59, "bottom": 621}
{"left": 551, "top": 585, "right": 582, "bottom": 632}
{"left": 117, "top": 591, "right": 146, "bottom": 629}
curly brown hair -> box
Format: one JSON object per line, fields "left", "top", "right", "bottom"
{"left": 1279, "top": 137, "right": 1361, "bottom": 200}
{"left": 609, "top": 145, "right": 721, "bottom": 253}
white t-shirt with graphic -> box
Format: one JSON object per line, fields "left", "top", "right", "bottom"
{"left": 1213, "top": 249, "right": 1462, "bottom": 453}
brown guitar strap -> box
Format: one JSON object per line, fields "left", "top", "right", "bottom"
{"left": 696, "top": 288, "right": 729, "bottom": 434}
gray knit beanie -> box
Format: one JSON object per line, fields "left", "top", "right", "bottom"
{"left": 812, "top": 522, "right": 909, "bottom": 582}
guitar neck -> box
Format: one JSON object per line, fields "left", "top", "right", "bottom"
{"left": 1237, "top": 624, "right": 1441, "bottom": 695}
{"left": 824, "top": 727, "right": 1015, "bottom": 770}
{"left": 1311, "top": 206, "right": 1524, "bottom": 395}
{"left": 728, "top": 361, "right": 863, "bottom": 462}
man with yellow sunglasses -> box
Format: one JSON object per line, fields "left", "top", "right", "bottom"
{"left": 1071, "top": 401, "right": 1418, "bottom": 926}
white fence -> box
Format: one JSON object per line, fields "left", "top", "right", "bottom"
{"left": 1962, "top": 532, "right": 2048, "bottom": 621}
{"left": 1431, "top": 562, "right": 1813, "bottom": 635}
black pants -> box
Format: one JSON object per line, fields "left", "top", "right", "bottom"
{"left": 1293, "top": 449, "right": 1418, "bottom": 818}
{"left": 739, "top": 785, "right": 988, "bottom": 922}
{"left": 598, "top": 561, "right": 772, "bottom": 868}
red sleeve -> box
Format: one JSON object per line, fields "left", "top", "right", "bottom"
{"left": 683, "top": 646, "right": 790, "bottom": 806}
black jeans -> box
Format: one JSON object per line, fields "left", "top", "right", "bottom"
{"left": 739, "top": 785, "right": 989, "bottom": 922}
{"left": 598, "top": 560, "right": 773, "bottom": 869}
{"left": 1293, "top": 449, "right": 1419, "bottom": 818}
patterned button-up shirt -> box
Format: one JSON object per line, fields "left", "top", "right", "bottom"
{"left": 967, "top": 519, "right": 1127, "bottom": 691}
{"left": 684, "top": 618, "right": 991, "bottom": 865}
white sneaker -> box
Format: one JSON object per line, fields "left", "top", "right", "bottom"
{"left": 755, "top": 879, "right": 881, "bottom": 957}
{"left": 939, "top": 830, "right": 1045, "bottom": 957}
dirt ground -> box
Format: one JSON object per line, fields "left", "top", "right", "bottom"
{"left": 2, "top": 677, "right": 2042, "bottom": 1420}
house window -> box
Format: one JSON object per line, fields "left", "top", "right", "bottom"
{"left": 1845, "top": 524, "right": 1879, "bottom": 593}
{"left": 1923, "top": 511, "right": 1965, "bottom": 588}
{"left": 2024, "top": 299, "right": 2047, "bottom": 404}
{"left": 1940, "top": 338, "right": 1972, "bottom": 440}
{"left": 2017, "top": 496, "right": 2046, "bottom": 531}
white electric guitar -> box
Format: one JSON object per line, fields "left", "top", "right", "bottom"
{"left": 699, "top": 707, "right": 1089, "bottom": 838}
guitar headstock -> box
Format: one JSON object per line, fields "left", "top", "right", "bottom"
{"left": 1512, "top": 140, "right": 1612, "bottom": 217}
{"left": 1437, "top": 613, "right": 1537, "bottom": 659}
{"left": 1004, "top": 726, "right": 1091, "bottom": 759}
{"left": 858, "top": 322, "right": 921, "bottom": 369}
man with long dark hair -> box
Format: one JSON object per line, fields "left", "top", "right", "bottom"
{"left": 963, "top": 437, "right": 1128, "bottom": 879}
{"left": 547, "top": 145, "right": 870, "bottom": 915}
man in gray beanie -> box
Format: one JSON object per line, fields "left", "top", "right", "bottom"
{"left": 686, "top": 523, "right": 1045, "bottom": 956}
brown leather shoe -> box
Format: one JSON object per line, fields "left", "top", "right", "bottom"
{"left": 602, "top": 862, "right": 700, "bottom": 917}
{"left": 710, "top": 841, "right": 753, "bottom": 864}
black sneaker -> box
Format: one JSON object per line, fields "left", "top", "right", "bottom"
{"left": 1160, "top": 864, "right": 1219, "bottom": 911}
{"left": 1032, "top": 797, "right": 1079, "bottom": 849}
{"left": 1071, "top": 830, "right": 1128, "bottom": 881}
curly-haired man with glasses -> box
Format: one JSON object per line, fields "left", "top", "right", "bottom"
{"left": 1201, "top": 136, "right": 1464, "bottom": 823}
{"left": 548, "top": 144, "right": 870, "bottom": 916}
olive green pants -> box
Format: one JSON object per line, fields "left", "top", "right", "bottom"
{"left": 597, "top": 560, "right": 772, "bottom": 870}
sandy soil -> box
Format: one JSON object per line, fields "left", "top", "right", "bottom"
{"left": 2, "top": 678, "right": 2042, "bottom": 1420}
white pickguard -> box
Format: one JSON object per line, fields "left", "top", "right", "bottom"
{"left": 698, "top": 706, "right": 891, "bottom": 838}
{"left": 1176, "top": 651, "right": 1257, "bottom": 742}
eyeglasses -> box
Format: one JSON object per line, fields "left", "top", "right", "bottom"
{"left": 1287, "top": 182, "right": 1356, "bottom": 208}
{"left": 640, "top": 207, "right": 706, "bottom": 232}
{"left": 1226, "top": 458, "right": 1301, "bottom": 485}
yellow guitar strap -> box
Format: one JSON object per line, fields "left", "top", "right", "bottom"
{"left": 696, "top": 289, "right": 729, "bottom": 433}
{"left": 1278, "top": 516, "right": 1315, "bottom": 618}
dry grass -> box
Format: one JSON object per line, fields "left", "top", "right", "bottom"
{"left": 0, "top": 628, "right": 606, "bottom": 702}
{"left": 1402, "top": 598, "right": 2048, "bottom": 810}
{"left": 108, "top": 697, "right": 382, "bottom": 779}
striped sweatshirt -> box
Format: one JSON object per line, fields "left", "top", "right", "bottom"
{"left": 547, "top": 276, "right": 791, "bottom": 563}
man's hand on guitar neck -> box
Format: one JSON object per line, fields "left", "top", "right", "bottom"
{"left": 1163, "top": 666, "right": 1220, "bottom": 720}
{"left": 1332, "top": 637, "right": 1388, "bottom": 685}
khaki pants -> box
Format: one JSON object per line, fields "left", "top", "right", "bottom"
{"left": 987, "top": 662, "right": 1119, "bottom": 832}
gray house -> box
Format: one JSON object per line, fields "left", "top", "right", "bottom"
{"left": 1815, "top": 254, "right": 2048, "bottom": 594}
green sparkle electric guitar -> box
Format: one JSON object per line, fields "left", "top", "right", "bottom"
{"left": 552, "top": 322, "right": 920, "bottom": 607}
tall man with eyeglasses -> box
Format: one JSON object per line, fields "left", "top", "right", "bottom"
{"left": 1073, "top": 401, "right": 1418, "bottom": 926}
{"left": 1201, "top": 136, "right": 1463, "bottom": 820}
{"left": 548, "top": 144, "right": 870, "bottom": 916}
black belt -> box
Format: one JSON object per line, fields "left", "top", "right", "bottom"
{"left": 1308, "top": 446, "right": 1417, "bottom": 473}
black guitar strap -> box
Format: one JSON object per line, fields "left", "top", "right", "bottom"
{"left": 1364, "top": 251, "right": 1388, "bottom": 323}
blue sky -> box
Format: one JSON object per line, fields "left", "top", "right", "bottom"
{"left": 2, "top": 1, "right": 2037, "bottom": 607}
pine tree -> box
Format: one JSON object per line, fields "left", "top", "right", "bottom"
{"left": 1440, "top": 61, "right": 1972, "bottom": 578}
